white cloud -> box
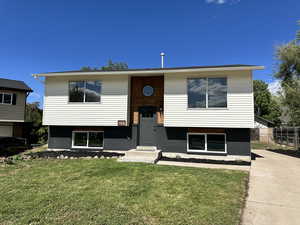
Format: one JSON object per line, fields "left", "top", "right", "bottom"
{"left": 205, "top": 0, "right": 240, "bottom": 4}
{"left": 268, "top": 80, "right": 282, "bottom": 96}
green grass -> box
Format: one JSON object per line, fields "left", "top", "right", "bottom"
{"left": 0, "top": 159, "right": 248, "bottom": 225}
{"left": 251, "top": 141, "right": 293, "bottom": 150}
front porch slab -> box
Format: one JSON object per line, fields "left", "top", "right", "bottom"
{"left": 118, "top": 149, "right": 162, "bottom": 164}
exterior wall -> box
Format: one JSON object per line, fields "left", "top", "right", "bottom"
{"left": 0, "top": 89, "right": 26, "bottom": 122}
{"left": 0, "top": 122, "right": 13, "bottom": 137}
{"left": 155, "top": 127, "right": 250, "bottom": 156}
{"left": 48, "top": 125, "right": 250, "bottom": 156}
{"left": 43, "top": 75, "right": 129, "bottom": 126}
{"left": 164, "top": 70, "right": 254, "bottom": 128}
{"left": 48, "top": 126, "right": 137, "bottom": 150}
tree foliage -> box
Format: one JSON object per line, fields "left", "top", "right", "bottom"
{"left": 101, "top": 59, "right": 128, "bottom": 71}
{"left": 253, "top": 80, "right": 281, "bottom": 125}
{"left": 25, "top": 102, "right": 48, "bottom": 144}
{"left": 81, "top": 60, "right": 128, "bottom": 71}
{"left": 274, "top": 22, "right": 300, "bottom": 125}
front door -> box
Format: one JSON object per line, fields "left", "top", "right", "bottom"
{"left": 139, "top": 106, "right": 157, "bottom": 146}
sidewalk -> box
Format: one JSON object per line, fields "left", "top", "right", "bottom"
{"left": 242, "top": 150, "right": 300, "bottom": 225}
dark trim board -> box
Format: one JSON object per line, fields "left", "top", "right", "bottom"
{"left": 48, "top": 125, "right": 251, "bottom": 156}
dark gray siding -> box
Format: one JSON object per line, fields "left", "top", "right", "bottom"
{"left": 156, "top": 126, "right": 250, "bottom": 156}
{"left": 48, "top": 126, "right": 137, "bottom": 150}
{"left": 48, "top": 126, "right": 72, "bottom": 149}
{"left": 104, "top": 126, "right": 137, "bottom": 150}
{"left": 226, "top": 128, "right": 251, "bottom": 156}
{"left": 48, "top": 126, "right": 250, "bottom": 156}
{"left": 155, "top": 126, "right": 188, "bottom": 153}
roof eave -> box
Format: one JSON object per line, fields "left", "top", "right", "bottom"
{"left": 33, "top": 66, "right": 265, "bottom": 77}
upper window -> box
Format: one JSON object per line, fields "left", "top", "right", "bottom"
{"left": 0, "top": 93, "right": 13, "bottom": 105}
{"left": 69, "top": 81, "right": 101, "bottom": 103}
{"left": 188, "top": 77, "right": 227, "bottom": 108}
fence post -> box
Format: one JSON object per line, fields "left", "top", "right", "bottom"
{"left": 280, "top": 127, "right": 283, "bottom": 145}
{"left": 295, "top": 127, "right": 299, "bottom": 151}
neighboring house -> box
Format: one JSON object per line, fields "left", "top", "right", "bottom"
{"left": 0, "top": 78, "right": 32, "bottom": 137}
{"left": 254, "top": 115, "right": 274, "bottom": 128}
{"left": 34, "top": 64, "right": 263, "bottom": 159}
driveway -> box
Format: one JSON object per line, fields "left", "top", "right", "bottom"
{"left": 242, "top": 149, "right": 300, "bottom": 225}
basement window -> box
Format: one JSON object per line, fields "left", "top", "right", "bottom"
{"left": 187, "top": 133, "right": 226, "bottom": 153}
{"left": 69, "top": 81, "right": 101, "bottom": 103}
{"left": 72, "top": 131, "right": 104, "bottom": 149}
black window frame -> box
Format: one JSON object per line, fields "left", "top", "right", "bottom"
{"left": 187, "top": 77, "right": 227, "bottom": 109}
{"left": 72, "top": 131, "right": 104, "bottom": 149}
{"left": 0, "top": 92, "right": 13, "bottom": 105}
{"left": 68, "top": 80, "right": 101, "bottom": 103}
{"left": 187, "top": 133, "right": 227, "bottom": 153}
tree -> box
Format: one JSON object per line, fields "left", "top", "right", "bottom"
{"left": 274, "top": 21, "right": 300, "bottom": 125}
{"left": 25, "top": 102, "right": 48, "bottom": 144}
{"left": 81, "top": 60, "right": 128, "bottom": 71}
{"left": 253, "top": 80, "right": 281, "bottom": 125}
{"left": 101, "top": 59, "right": 128, "bottom": 71}
{"left": 80, "top": 66, "right": 97, "bottom": 71}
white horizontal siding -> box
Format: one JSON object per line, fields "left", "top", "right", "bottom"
{"left": 164, "top": 70, "right": 254, "bottom": 128}
{"left": 43, "top": 75, "right": 128, "bottom": 126}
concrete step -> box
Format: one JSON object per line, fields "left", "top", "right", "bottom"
{"left": 118, "top": 149, "right": 162, "bottom": 164}
{"left": 136, "top": 146, "right": 157, "bottom": 151}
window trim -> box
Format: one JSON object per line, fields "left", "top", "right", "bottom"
{"left": 68, "top": 80, "right": 102, "bottom": 104}
{"left": 0, "top": 93, "right": 13, "bottom": 105}
{"left": 72, "top": 131, "right": 104, "bottom": 149}
{"left": 187, "top": 77, "right": 228, "bottom": 109}
{"left": 187, "top": 132, "right": 227, "bottom": 154}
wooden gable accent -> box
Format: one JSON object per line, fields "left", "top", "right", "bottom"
{"left": 130, "top": 76, "right": 164, "bottom": 124}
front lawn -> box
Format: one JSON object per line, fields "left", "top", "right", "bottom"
{"left": 0, "top": 159, "right": 248, "bottom": 225}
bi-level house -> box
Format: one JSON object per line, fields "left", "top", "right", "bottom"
{"left": 34, "top": 64, "right": 263, "bottom": 160}
{"left": 0, "top": 78, "right": 32, "bottom": 137}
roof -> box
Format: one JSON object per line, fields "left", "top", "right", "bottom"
{"left": 33, "top": 64, "right": 264, "bottom": 77}
{"left": 255, "top": 115, "right": 275, "bottom": 127}
{"left": 0, "top": 78, "right": 33, "bottom": 92}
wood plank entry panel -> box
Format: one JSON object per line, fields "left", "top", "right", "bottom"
{"left": 130, "top": 76, "right": 164, "bottom": 124}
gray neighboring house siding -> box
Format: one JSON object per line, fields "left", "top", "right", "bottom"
{"left": 48, "top": 125, "right": 250, "bottom": 156}
{"left": 0, "top": 90, "right": 26, "bottom": 122}
{"left": 0, "top": 78, "right": 32, "bottom": 137}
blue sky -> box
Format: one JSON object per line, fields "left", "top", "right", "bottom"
{"left": 0, "top": 0, "right": 299, "bottom": 104}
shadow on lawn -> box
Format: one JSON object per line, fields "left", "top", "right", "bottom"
{"left": 266, "top": 149, "right": 300, "bottom": 159}
{"left": 26, "top": 150, "right": 124, "bottom": 159}
{"left": 161, "top": 156, "right": 251, "bottom": 166}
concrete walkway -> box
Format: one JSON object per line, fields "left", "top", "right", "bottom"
{"left": 242, "top": 150, "right": 300, "bottom": 225}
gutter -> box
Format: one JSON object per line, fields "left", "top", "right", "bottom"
{"left": 32, "top": 66, "right": 265, "bottom": 77}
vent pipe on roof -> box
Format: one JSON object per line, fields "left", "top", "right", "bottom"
{"left": 160, "top": 52, "right": 165, "bottom": 68}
